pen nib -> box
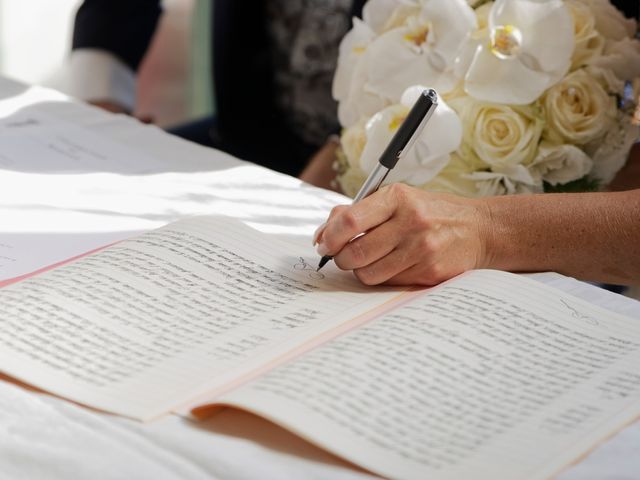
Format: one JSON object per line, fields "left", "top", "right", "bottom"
{"left": 317, "top": 255, "right": 332, "bottom": 272}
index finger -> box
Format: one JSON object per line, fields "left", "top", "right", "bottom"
{"left": 317, "top": 185, "right": 399, "bottom": 257}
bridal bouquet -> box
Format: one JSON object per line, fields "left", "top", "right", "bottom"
{"left": 333, "top": 0, "right": 640, "bottom": 197}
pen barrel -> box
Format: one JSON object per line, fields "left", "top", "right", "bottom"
{"left": 353, "top": 163, "right": 390, "bottom": 203}
{"left": 379, "top": 89, "right": 438, "bottom": 170}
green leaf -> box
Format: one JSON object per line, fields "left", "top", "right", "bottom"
{"left": 543, "top": 177, "right": 601, "bottom": 193}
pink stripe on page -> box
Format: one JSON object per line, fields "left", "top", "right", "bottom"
{"left": 0, "top": 243, "right": 118, "bottom": 289}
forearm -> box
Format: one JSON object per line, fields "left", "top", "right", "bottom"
{"left": 483, "top": 190, "right": 640, "bottom": 285}
{"left": 299, "top": 140, "right": 340, "bottom": 191}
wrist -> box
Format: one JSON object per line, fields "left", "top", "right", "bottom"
{"left": 479, "top": 194, "right": 558, "bottom": 274}
{"left": 474, "top": 197, "right": 498, "bottom": 270}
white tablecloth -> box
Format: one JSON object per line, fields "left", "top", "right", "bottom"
{"left": 0, "top": 77, "right": 638, "bottom": 480}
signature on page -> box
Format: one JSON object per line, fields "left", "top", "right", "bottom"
{"left": 293, "top": 257, "right": 325, "bottom": 280}
{"left": 560, "top": 299, "right": 599, "bottom": 326}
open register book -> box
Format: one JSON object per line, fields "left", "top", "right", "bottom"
{"left": 1, "top": 216, "right": 639, "bottom": 480}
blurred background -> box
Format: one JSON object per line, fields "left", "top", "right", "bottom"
{"left": 0, "top": 0, "right": 213, "bottom": 127}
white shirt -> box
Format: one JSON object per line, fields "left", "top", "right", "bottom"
{"left": 68, "top": 49, "right": 136, "bottom": 111}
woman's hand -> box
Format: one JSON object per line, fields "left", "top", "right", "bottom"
{"left": 314, "top": 184, "right": 492, "bottom": 286}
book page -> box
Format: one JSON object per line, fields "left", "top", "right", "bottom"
{"left": 214, "top": 270, "right": 640, "bottom": 480}
{"left": 0, "top": 232, "right": 136, "bottom": 286}
{"left": 0, "top": 216, "right": 405, "bottom": 420}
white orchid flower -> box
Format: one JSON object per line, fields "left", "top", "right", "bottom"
{"left": 366, "top": 0, "right": 476, "bottom": 103}
{"left": 359, "top": 86, "right": 462, "bottom": 185}
{"left": 333, "top": 18, "right": 375, "bottom": 104}
{"left": 334, "top": 0, "right": 422, "bottom": 127}
{"left": 334, "top": 0, "right": 473, "bottom": 127}
{"left": 362, "top": 0, "right": 421, "bottom": 34}
{"left": 334, "top": 19, "right": 388, "bottom": 127}
{"left": 463, "top": 0, "right": 574, "bottom": 105}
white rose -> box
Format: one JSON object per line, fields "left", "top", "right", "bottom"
{"left": 339, "top": 118, "right": 368, "bottom": 169}
{"left": 588, "top": 111, "right": 640, "bottom": 184}
{"left": 567, "top": 0, "right": 605, "bottom": 70}
{"left": 590, "top": 37, "right": 640, "bottom": 83}
{"left": 585, "top": 65, "right": 625, "bottom": 96}
{"left": 336, "top": 119, "right": 370, "bottom": 198}
{"left": 530, "top": 142, "right": 594, "bottom": 186}
{"left": 454, "top": 96, "right": 544, "bottom": 168}
{"left": 575, "top": 0, "right": 637, "bottom": 40}
{"left": 543, "top": 69, "right": 617, "bottom": 145}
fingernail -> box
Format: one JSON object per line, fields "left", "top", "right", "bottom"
{"left": 316, "top": 241, "right": 329, "bottom": 257}
{"left": 312, "top": 222, "right": 327, "bottom": 246}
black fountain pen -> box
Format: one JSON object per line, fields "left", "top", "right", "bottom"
{"left": 317, "top": 88, "right": 438, "bottom": 272}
